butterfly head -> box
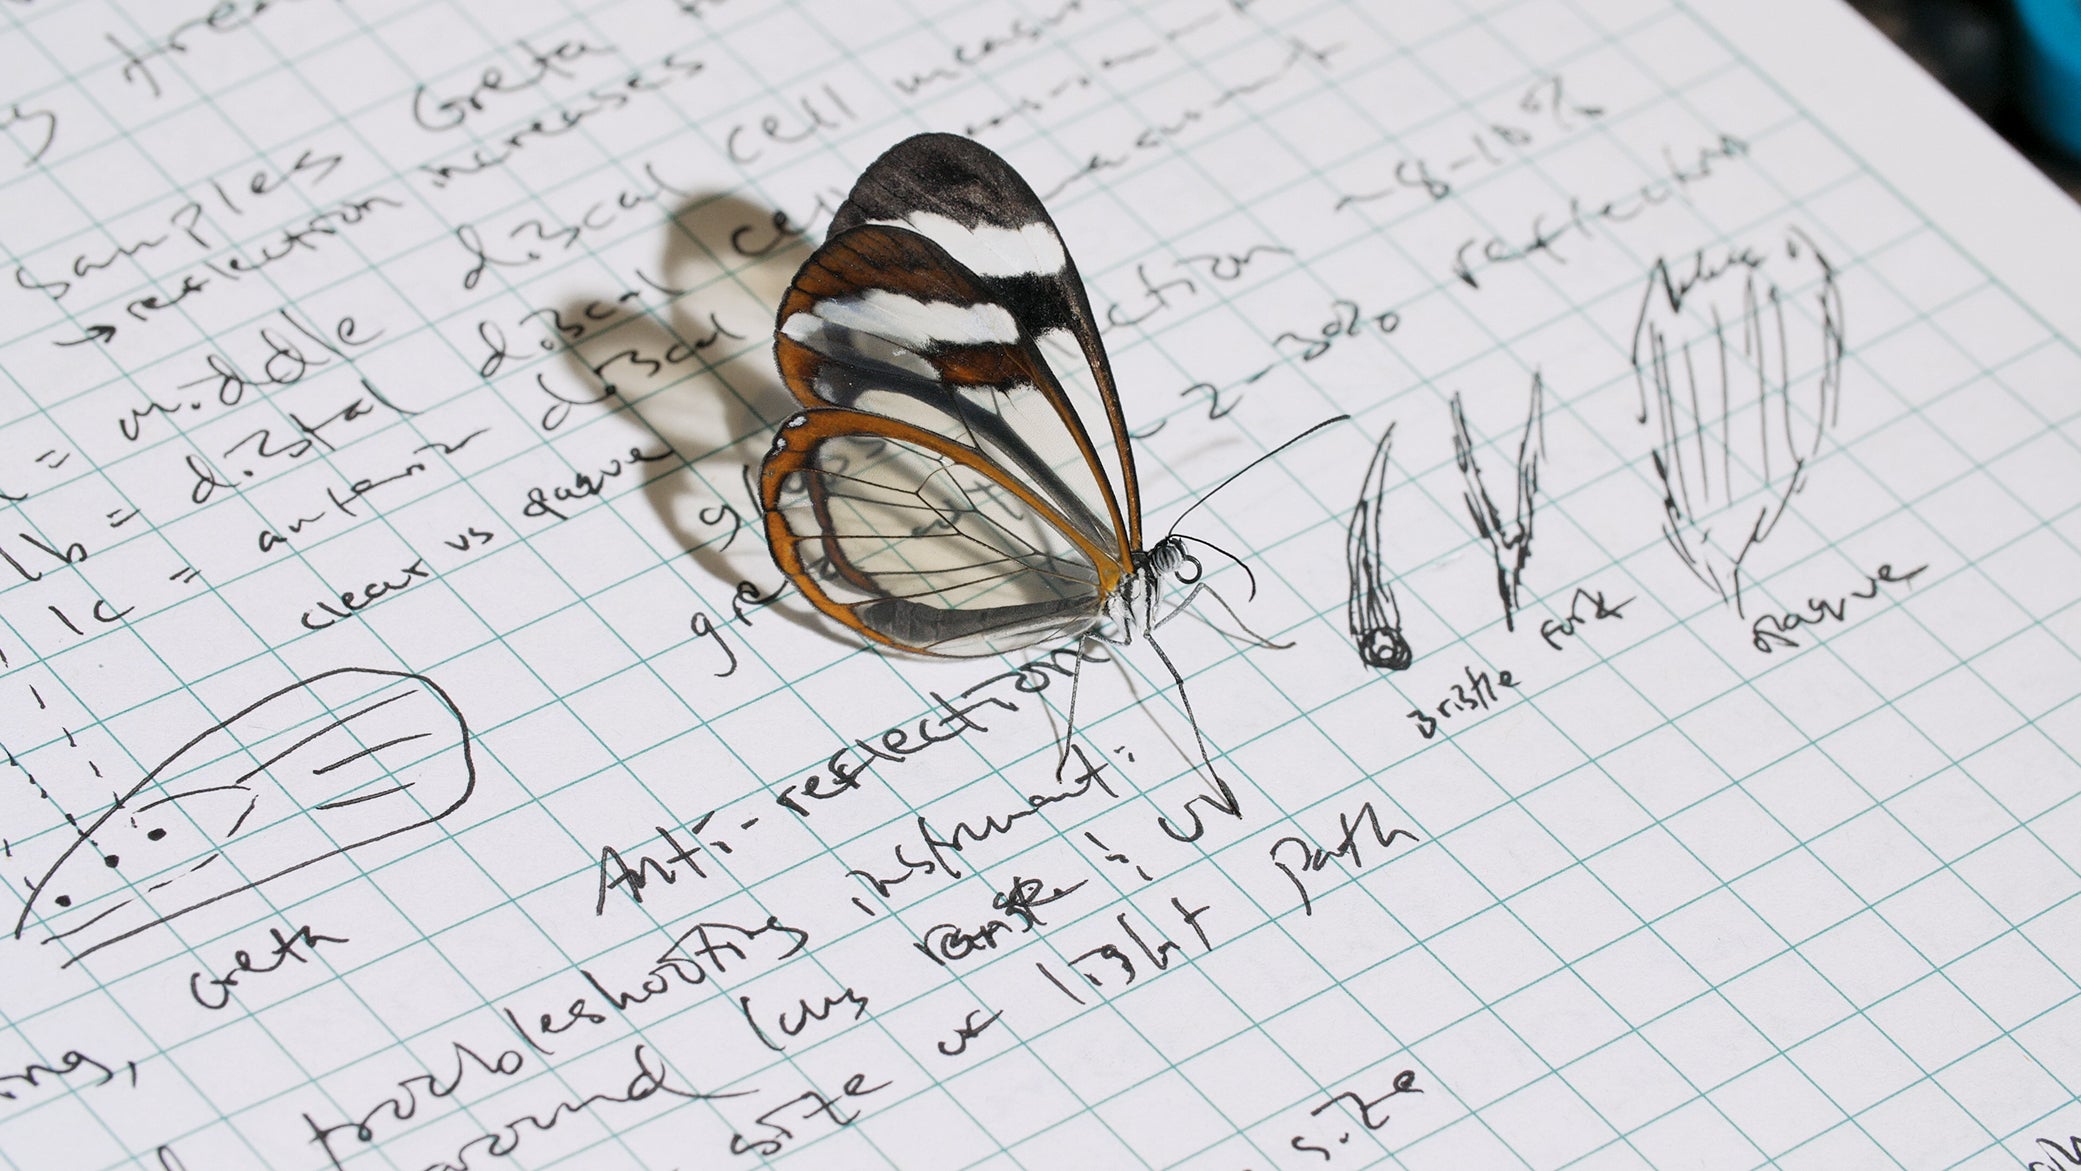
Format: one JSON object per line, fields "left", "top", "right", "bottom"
{"left": 1102, "top": 535, "right": 1198, "bottom": 640}
{"left": 1131, "top": 534, "right": 1190, "bottom": 581}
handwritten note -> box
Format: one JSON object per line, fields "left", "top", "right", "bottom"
{"left": 3, "top": 0, "right": 2080, "bottom": 1167}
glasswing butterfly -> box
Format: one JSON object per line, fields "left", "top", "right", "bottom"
{"left": 759, "top": 132, "right": 1336, "bottom": 666}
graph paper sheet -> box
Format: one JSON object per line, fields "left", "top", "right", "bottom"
{"left": 3, "top": 0, "right": 2081, "bottom": 1166}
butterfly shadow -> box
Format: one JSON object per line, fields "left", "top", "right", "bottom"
{"left": 548, "top": 190, "right": 836, "bottom": 641}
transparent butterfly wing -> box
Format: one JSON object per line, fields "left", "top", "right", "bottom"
{"left": 776, "top": 224, "right": 1128, "bottom": 567}
{"left": 762, "top": 134, "right": 1149, "bottom": 656}
{"left": 761, "top": 409, "right": 1109, "bottom": 657}
{"left": 827, "top": 132, "right": 1145, "bottom": 552}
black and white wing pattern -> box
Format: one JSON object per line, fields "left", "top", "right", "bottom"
{"left": 823, "top": 132, "right": 1144, "bottom": 552}
{"left": 761, "top": 134, "right": 1141, "bottom": 657}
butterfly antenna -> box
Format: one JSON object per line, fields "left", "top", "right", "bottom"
{"left": 1164, "top": 414, "right": 1351, "bottom": 540}
{"left": 1174, "top": 533, "right": 1260, "bottom": 600}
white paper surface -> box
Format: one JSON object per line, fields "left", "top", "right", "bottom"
{"left": 2, "top": 0, "right": 2080, "bottom": 1167}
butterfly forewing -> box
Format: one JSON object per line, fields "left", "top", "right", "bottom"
{"left": 776, "top": 225, "right": 1125, "bottom": 562}
{"left": 827, "top": 133, "right": 1144, "bottom": 553}
{"left": 763, "top": 410, "right": 1108, "bottom": 656}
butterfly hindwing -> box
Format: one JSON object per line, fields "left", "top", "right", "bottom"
{"left": 761, "top": 408, "right": 1109, "bottom": 656}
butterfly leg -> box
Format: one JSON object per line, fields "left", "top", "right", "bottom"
{"left": 1155, "top": 580, "right": 1295, "bottom": 651}
{"left": 1151, "top": 577, "right": 1206, "bottom": 631}
{"left": 1150, "top": 553, "right": 1291, "bottom": 650}
{"left": 1145, "top": 627, "right": 1245, "bottom": 843}
{"left": 1054, "top": 631, "right": 1097, "bottom": 777}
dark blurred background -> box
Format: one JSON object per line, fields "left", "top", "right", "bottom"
{"left": 1848, "top": 0, "right": 2081, "bottom": 196}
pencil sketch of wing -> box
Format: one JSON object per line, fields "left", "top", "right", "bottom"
{"left": 1346, "top": 422, "right": 1414, "bottom": 670}
{"left": 15, "top": 668, "right": 475, "bottom": 965}
{"left": 1450, "top": 372, "right": 1545, "bottom": 632}
{"left": 1630, "top": 227, "right": 1845, "bottom": 613}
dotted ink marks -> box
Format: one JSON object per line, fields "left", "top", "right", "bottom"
{"left": 14, "top": 668, "right": 474, "bottom": 967}
{"left": 1083, "top": 828, "right": 1152, "bottom": 882}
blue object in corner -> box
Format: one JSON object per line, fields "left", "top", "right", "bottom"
{"left": 2014, "top": 0, "right": 2081, "bottom": 160}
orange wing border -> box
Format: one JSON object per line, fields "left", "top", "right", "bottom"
{"left": 821, "top": 132, "right": 1148, "bottom": 553}
{"left": 771, "top": 222, "right": 1137, "bottom": 571}
{"left": 759, "top": 407, "right": 1127, "bottom": 656}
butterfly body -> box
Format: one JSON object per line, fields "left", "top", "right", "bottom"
{"left": 1114, "top": 533, "right": 1192, "bottom": 634}
{"left": 760, "top": 133, "right": 1173, "bottom": 658}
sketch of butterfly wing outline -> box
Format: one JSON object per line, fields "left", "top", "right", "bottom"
{"left": 1629, "top": 227, "right": 1845, "bottom": 613}
{"left": 763, "top": 134, "right": 1144, "bottom": 656}
{"left": 15, "top": 667, "right": 475, "bottom": 966}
